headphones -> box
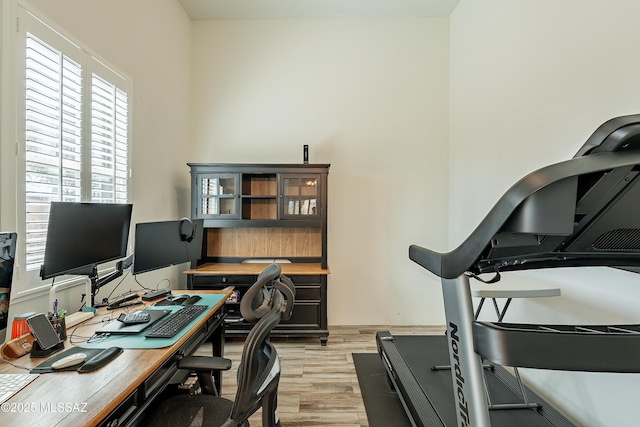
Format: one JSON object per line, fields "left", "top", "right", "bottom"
{"left": 179, "top": 217, "right": 196, "bottom": 242}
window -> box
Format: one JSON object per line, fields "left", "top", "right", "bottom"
{"left": 17, "top": 8, "right": 131, "bottom": 286}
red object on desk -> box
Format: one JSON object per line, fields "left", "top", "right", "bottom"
{"left": 11, "top": 312, "right": 34, "bottom": 339}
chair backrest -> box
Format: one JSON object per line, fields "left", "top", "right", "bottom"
{"left": 229, "top": 263, "right": 295, "bottom": 427}
{"left": 240, "top": 263, "right": 281, "bottom": 322}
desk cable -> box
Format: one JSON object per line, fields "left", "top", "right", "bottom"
{"left": 134, "top": 275, "right": 172, "bottom": 294}
{"left": 0, "top": 355, "right": 31, "bottom": 371}
{"left": 67, "top": 313, "right": 121, "bottom": 345}
{"left": 93, "top": 269, "right": 134, "bottom": 308}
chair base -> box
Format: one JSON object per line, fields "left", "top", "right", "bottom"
{"left": 145, "top": 394, "right": 238, "bottom": 427}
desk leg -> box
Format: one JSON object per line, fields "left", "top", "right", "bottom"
{"left": 210, "top": 319, "right": 226, "bottom": 394}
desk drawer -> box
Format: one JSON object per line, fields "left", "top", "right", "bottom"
{"left": 99, "top": 390, "right": 138, "bottom": 427}
{"left": 144, "top": 354, "right": 180, "bottom": 399}
{"left": 192, "top": 275, "right": 254, "bottom": 287}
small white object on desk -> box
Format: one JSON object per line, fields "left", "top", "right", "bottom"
{"left": 65, "top": 311, "right": 95, "bottom": 328}
{"left": 52, "top": 352, "right": 87, "bottom": 369}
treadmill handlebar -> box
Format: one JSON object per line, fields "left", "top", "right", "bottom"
{"left": 409, "top": 244, "right": 443, "bottom": 278}
{"left": 410, "top": 115, "right": 640, "bottom": 281}
{"left": 574, "top": 113, "right": 640, "bottom": 157}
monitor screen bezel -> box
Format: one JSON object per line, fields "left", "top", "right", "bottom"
{"left": 132, "top": 218, "right": 204, "bottom": 275}
{"left": 40, "top": 202, "right": 133, "bottom": 280}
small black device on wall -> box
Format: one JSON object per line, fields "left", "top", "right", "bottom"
{"left": 303, "top": 145, "right": 309, "bottom": 164}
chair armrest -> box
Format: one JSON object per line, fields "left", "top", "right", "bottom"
{"left": 177, "top": 356, "right": 232, "bottom": 396}
{"left": 178, "top": 355, "right": 232, "bottom": 372}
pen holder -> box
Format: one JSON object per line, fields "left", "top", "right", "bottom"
{"left": 50, "top": 316, "right": 67, "bottom": 340}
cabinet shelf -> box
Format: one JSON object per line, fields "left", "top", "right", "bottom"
{"left": 201, "top": 219, "right": 322, "bottom": 229}
{"left": 241, "top": 197, "right": 277, "bottom": 220}
{"left": 241, "top": 173, "right": 277, "bottom": 197}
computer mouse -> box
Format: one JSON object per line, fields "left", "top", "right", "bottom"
{"left": 182, "top": 295, "right": 202, "bottom": 306}
{"left": 52, "top": 352, "right": 87, "bottom": 369}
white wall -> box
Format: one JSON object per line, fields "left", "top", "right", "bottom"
{"left": 6, "top": 0, "right": 193, "bottom": 316}
{"left": 450, "top": 1, "right": 640, "bottom": 425}
{"left": 190, "top": 17, "right": 451, "bottom": 325}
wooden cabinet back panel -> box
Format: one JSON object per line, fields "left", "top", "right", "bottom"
{"left": 206, "top": 227, "right": 321, "bottom": 258}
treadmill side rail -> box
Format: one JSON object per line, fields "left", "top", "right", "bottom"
{"left": 473, "top": 321, "right": 640, "bottom": 373}
{"left": 376, "top": 331, "right": 445, "bottom": 427}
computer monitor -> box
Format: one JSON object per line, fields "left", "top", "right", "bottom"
{"left": 0, "top": 232, "right": 17, "bottom": 345}
{"left": 40, "top": 202, "right": 133, "bottom": 280}
{"left": 132, "top": 218, "right": 204, "bottom": 275}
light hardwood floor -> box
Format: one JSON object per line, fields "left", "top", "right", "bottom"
{"left": 197, "top": 325, "right": 444, "bottom": 427}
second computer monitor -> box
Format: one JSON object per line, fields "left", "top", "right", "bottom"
{"left": 132, "top": 218, "right": 204, "bottom": 275}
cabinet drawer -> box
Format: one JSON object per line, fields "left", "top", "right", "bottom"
{"left": 282, "top": 302, "right": 321, "bottom": 328}
{"left": 189, "top": 270, "right": 327, "bottom": 340}
{"left": 295, "top": 286, "right": 321, "bottom": 300}
{"left": 287, "top": 275, "right": 321, "bottom": 285}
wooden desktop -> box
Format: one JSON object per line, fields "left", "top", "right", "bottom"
{"left": 0, "top": 289, "right": 230, "bottom": 426}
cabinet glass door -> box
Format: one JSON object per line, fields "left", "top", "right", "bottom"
{"left": 281, "top": 175, "right": 319, "bottom": 218}
{"left": 199, "top": 174, "right": 239, "bottom": 218}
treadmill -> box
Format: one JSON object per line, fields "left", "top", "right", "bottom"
{"left": 377, "top": 114, "right": 640, "bottom": 427}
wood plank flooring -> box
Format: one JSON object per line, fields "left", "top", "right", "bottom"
{"left": 196, "top": 325, "right": 444, "bottom": 426}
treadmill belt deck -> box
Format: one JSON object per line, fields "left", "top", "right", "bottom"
{"left": 385, "top": 334, "right": 574, "bottom": 426}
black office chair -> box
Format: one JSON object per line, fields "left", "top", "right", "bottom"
{"left": 145, "top": 263, "right": 295, "bottom": 427}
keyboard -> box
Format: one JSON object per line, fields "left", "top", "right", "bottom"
{"left": 144, "top": 304, "right": 208, "bottom": 338}
{"left": 0, "top": 373, "right": 39, "bottom": 404}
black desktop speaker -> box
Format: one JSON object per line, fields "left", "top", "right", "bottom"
{"left": 179, "top": 217, "right": 196, "bottom": 242}
{"left": 303, "top": 145, "right": 309, "bottom": 164}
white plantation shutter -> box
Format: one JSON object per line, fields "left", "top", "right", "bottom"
{"left": 90, "top": 75, "right": 129, "bottom": 204}
{"left": 19, "top": 8, "right": 131, "bottom": 280}
{"left": 24, "top": 33, "right": 83, "bottom": 271}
